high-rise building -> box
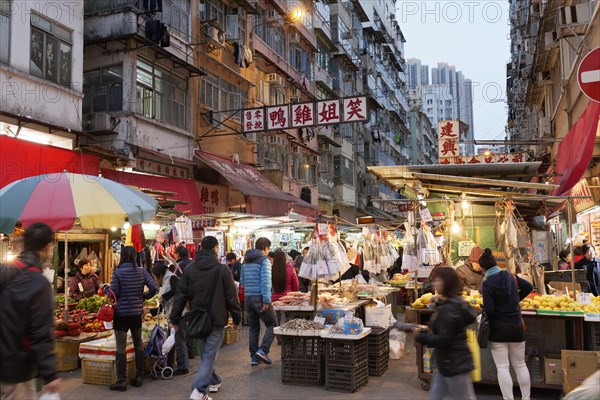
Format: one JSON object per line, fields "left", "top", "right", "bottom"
{"left": 409, "top": 59, "right": 475, "bottom": 155}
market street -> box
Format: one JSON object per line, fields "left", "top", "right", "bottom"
{"left": 59, "top": 327, "right": 561, "bottom": 400}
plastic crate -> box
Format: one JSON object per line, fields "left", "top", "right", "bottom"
{"left": 282, "top": 358, "right": 324, "bottom": 386}
{"left": 324, "top": 337, "right": 368, "bottom": 367}
{"left": 584, "top": 322, "right": 600, "bottom": 350}
{"left": 82, "top": 359, "right": 136, "bottom": 385}
{"left": 282, "top": 335, "right": 324, "bottom": 362}
{"left": 368, "top": 355, "right": 389, "bottom": 377}
{"left": 367, "top": 327, "right": 390, "bottom": 356}
{"left": 325, "top": 360, "right": 369, "bottom": 393}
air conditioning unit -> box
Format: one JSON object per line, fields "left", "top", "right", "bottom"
{"left": 558, "top": 4, "right": 591, "bottom": 26}
{"left": 269, "top": 135, "right": 285, "bottom": 147}
{"left": 266, "top": 73, "right": 285, "bottom": 87}
{"left": 206, "top": 26, "right": 226, "bottom": 47}
{"left": 342, "top": 31, "right": 352, "bottom": 40}
{"left": 538, "top": 116, "right": 551, "bottom": 137}
{"left": 83, "top": 112, "right": 112, "bottom": 133}
{"left": 290, "top": 88, "right": 302, "bottom": 99}
{"left": 289, "top": 33, "right": 300, "bottom": 43}
{"left": 544, "top": 31, "right": 558, "bottom": 49}
{"left": 344, "top": 72, "right": 354, "bottom": 81}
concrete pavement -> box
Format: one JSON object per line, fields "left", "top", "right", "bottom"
{"left": 59, "top": 327, "right": 561, "bottom": 400}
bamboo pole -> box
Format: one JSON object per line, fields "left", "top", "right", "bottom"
{"left": 567, "top": 199, "right": 577, "bottom": 298}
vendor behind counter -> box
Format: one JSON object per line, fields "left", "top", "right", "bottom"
{"left": 69, "top": 259, "right": 100, "bottom": 300}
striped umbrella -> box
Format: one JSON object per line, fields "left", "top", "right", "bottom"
{"left": 0, "top": 172, "right": 159, "bottom": 233}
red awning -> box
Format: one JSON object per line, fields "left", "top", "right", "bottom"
{"left": 552, "top": 101, "right": 600, "bottom": 196}
{"left": 0, "top": 135, "right": 100, "bottom": 188}
{"left": 196, "top": 150, "right": 294, "bottom": 216}
{"left": 292, "top": 198, "right": 319, "bottom": 220}
{"left": 100, "top": 169, "right": 205, "bottom": 214}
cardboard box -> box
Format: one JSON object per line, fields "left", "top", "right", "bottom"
{"left": 548, "top": 282, "right": 581, "bottom": 295}
{"left": 544, "top": 354, "right": 563, "bottom": 386}
{"left": 561, "top": 350, "right": 600, "bottom": 393}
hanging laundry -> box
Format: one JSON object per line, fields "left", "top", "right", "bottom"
{"left": 175, "top": 215, "right": 194, "bottom": 243}
{"left": 243, "top": 45, "right": 253, "bottom": 66}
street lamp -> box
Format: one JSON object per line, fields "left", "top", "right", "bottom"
{"left": 250, "top": 5, "right": 304, "bottom": 38}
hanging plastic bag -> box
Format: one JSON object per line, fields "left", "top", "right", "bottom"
{"left": 162, "top": 329, "right": 176, "bottom": 355}
{"left": 466, "top": 328, "right": 481, "bottom": 382}
{"left": 388, "top": 328, "right": 406, "bottom": 359}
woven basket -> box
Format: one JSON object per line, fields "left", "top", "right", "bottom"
{"left": 55, "top": 340, "right": 80, "bottom": 372}
{"left": 81, "top": 359, "right": 136, "bottom": 385}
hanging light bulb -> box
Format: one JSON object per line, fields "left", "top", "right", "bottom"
{"left": 462, "top": 199, "right": 470, "bottom": 210}
{"left": 6, "top": 249, "right": 14, "bottom": 262}
{"left": 123, "top": 222, "right": 131, "bottom": 230}
{"left": 451, "top": 221, "right": 461, "bottom": 234}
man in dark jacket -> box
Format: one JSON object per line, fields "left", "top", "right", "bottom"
{"left": 171, "top": 236, "right": 241, "bottom": 400}
{"left": 0, "top": 222, "right": 60, "bottom": 399}
{"left": 226, "top": 252, "right": 242, "bottom": 282}
{"left": 577, "top": 244, "right": 600, "bottom": 296}
{"left": 176, "top": 245, "right": 193, "bottom": 276}
{"left": 456, "top": 246, "right": 485, "bottom": 292}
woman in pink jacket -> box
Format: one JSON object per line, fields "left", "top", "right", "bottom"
{"left": 272, "top": 249, "right": 299, "bottom": 302}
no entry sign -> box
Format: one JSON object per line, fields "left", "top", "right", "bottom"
{"left": 578, "top": 47, "right": 600, "bottom": 103}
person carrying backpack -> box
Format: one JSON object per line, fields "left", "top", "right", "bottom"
{"left": 0, "top": 222, "right": 61, "bottom": 399}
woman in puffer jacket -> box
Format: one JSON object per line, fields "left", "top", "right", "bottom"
{"left": 108, "top": 246, "right": 158, "bottom": 392}
{"left": 415, "top": 267, "right": 477, "bottom": 400}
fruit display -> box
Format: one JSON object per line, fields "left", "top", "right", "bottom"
{"left": 582, "top": 296, "right": 600, "bottom": 315}
{"left": 520, "top": 294, "right": 583, "bottom": 312}
{"left": 412, "top": 291, "right": 482, "bottom": 310}
{"left": 463, "top": 291, "right": 483, "bottom": 311}
{"left": 76, "top": 295, "right": 107, "bottom": 314}
{"left": 389, "top": 274, "right": 409, "bottom": 286}
{"left": 411, "top": 293, "right": 434, "bottom": 309}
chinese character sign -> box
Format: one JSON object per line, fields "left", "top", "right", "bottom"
{"left": 316, "top": 100, "right": 341, "bottom": 125}
{"left": 343, "top": 96, "right": 368, "bottom": 122}
{"left": 266, "top": 105, "right": 289, "bottom": 130}
{"left": 243, "top": 108, "right": 264, "bottom": 133}
{"left": 438, "top": 152, "right": 529, "bottom": 165}
{"left": 290, "top": 103, "right": 314, "bottom": 127}
{"left": 438, "top": 120, "right": 460, "bottom": 160}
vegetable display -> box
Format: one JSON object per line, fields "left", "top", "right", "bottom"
{"left": 76, "top": 295, "right": 106, "bottom": 314}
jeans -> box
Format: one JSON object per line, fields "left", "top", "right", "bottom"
{"left": 0, "top": 379, "right": 36, "bottom": 400}
{"left": 490, "top": 341, "right": 531, "bottom": 400}
{"left": 192, "top": 327, "right": 224, "bottom": 395}
{"left": 429, "top": 371, "right": 476, "bottom": 400}
{"left": 246, "top": 295, "right": 277, "bottom": 356}
{"left": 167, "top": 318, "right": 188, "bottom": 371}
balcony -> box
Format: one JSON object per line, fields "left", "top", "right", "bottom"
{"left": 315, "top": 64, "right": 334, "bottom": 90}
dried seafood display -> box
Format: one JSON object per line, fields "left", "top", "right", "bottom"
{"left": 272, "top": 292, "right": 310, "bottom": 307}
{"left": 280, "top": 319, "right": 326, "bottom": 330}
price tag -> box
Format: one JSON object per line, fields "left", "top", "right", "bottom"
{"left": 344, "top": 311, "right": 354, "bottom": 322}
{"left": 578, "top": 293, "right": 593, "bottom": 305}
{"left": 103, "top": 321, "right": 113, "bottom": 330}
{"left": 318, "top": 223, "right": 328, "bottom": 235}
{"left": 419, "top": 208, "right": 433, "bottom": 222}
{"left": 314, "top": 316, "right": 326, "bottom": 325}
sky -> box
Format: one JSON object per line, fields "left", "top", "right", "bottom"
{"left": 396, "top": 0, "right": 511, "bottom": 141}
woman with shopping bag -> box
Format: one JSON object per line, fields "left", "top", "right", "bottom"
{"left": 414, "top": 267, "right": 477, "bottom": 400}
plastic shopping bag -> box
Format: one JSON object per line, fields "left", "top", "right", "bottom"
{"left": 389, "top": 328, "right": 406, "bottom": 360}
{"left": 162, "top": 329, "right": 176, "bottom": 355}
{"left": 40, "top": 393, "right": 61, "bottom": 400}
{"left": 466, "top": 328, "right": 481, "bottom": 382}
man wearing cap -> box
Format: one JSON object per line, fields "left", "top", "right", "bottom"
{"left": 456, "top": 246, "right": 485, "bottom": 292}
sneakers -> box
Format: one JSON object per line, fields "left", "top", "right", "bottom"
{"left": 208, "top": 383, "right": 221, "bottom": 393}
{"left": 190, "top": 389, "right": 212, "bottom": 400}
{"left": 251, "top": 355, "right": 259, "bottom": 366}
{"left": 255, "top": 350, "right": 272, "bottom": 365}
